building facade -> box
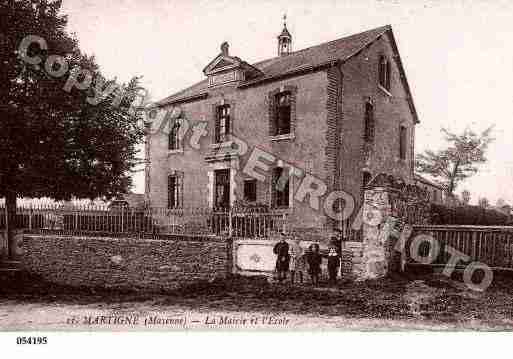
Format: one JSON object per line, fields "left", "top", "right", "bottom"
{"left": 414, "top": 174, "right": 445, "bottom": 204}
{"left": 145, "top": 23, "right": 419, "bottom": 237}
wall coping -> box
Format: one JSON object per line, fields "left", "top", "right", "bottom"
{"left": 23, "top": 233, "right": 231, "bottom": 244}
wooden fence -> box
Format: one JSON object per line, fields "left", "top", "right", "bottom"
{"left": 406, "top": 225, "right": 513, "bottom": 270}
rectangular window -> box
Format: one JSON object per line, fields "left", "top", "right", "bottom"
{"left": 399, "top": 126, "right": 407, "bottom": 160}
{"left": 274, "top": 92, "right": 291, "bottom": 135}
{"left": 214, "top": 169, "right": 230, "bottom": 209}
{"left": 364, "top": 102, "right": 374, "bottom": 143}
{"left": 379, "top": 56, "right": 391, "bottom": 91}
{"left": 215, "top": 105, "right": 230, "bottom": 143}
{"left": 243, "top": 179, "right": 257, "bottom": 202}
{"left": 272, "top": 167, "right": 289, "bottom": 208}
{"left": 169, "top": 120, "right": 181, "bottom": 150}
{"left": 363, "top": 172, "right": 372, "bottom": 189}
{"left": 168, "top": 174, "right": 183, "bottom": 209}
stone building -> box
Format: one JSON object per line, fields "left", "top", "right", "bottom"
{"left": 145, "top": 22, "right": 419, "bottom": 238}
{"left": 414, "top": 174, "right": 445, "bottom": 204}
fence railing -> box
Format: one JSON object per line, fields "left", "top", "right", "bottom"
{"left": 407, "top": 225, "right": 513, "bottom": 270}
{"left": 0, "top": 204, "right": 288, "bottom": 239}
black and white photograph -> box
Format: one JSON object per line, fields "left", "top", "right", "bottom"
{"left": 1, "top": 0, "right": 513, "bottom": 348}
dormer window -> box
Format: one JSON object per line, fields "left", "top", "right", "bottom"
{"left": 215, "top": 105, "right": 231, "bottom": 143}
{"left": 378, "top": 55, "right": 391, "bottom": 91}
{"left": 274, "top": 92, "right": 291, "bottom": 135}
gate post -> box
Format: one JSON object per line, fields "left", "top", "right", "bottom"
{"left": 357, "top": 186, "right": 393, "bottom": 279}
{"left": 228, "top": 208, "right": 233, "bottom": 238}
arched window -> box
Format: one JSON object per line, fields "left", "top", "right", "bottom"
{"left": 364, "top": 101, "right": 375, "bottom": 143}
{"left": 379, "top": 55, "right": 391, "bottom": 91}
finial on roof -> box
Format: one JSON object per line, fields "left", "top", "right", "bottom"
{"left": 283, "top": 13, "right": 287, "bottom": 28}
{"left": 220, "top": 41, "right": 229, "bottom": 56}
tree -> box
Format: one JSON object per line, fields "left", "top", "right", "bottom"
{"left": 461, "top": 190, "right": 471, "bottom": 205}
{"left": 416, "top": 126, "right": 493, "bottom": 198}
{"left": 478, "top": 197, "right": 489, "bottom": 209}
{"left": 0, "top": 0, "right": 144, "bottom": 257}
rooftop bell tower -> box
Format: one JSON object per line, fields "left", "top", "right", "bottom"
{"left": 277, "top": 14, "right": 292, "bottom": 56}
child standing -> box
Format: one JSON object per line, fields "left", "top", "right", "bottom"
{"left": 273, "top": 233, "right": 290, "bottom": 282}
{"left": 306, "top": 243, "right": 322, "bottom": 286}
{"left": 290, "top": 238, "right": 304, "bottom": 284}
{"left": 327, "top": 246, "right": 340, "bottom": 285}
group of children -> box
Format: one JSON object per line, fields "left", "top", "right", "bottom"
{"left": 273, "top": 233, "right": 341, "bottom": 286}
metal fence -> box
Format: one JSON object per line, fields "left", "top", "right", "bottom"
{"left": 406, "top": 225, "right": 513, "bottom": 271}
{"left": 0, "top": 204, "right": 288, "bottom": 239}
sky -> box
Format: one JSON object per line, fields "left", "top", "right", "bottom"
{"left": 60, "top": 0, "right": 513, "bottom": 205}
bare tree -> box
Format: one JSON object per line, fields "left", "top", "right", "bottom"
{"left": 416, "top": 127, "right": 494, "bottom": 198}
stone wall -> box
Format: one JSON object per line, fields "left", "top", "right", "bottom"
{"left": 21, "top": 234, "right": 231, "bottom": 292}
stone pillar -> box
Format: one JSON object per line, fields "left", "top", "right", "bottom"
{"left": 349, "top": 186, "right": 405, "bottom": 280}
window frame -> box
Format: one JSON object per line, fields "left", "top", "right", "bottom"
{"left": 274, "top": 91, "right": 292, "bottom": 136}
{"left": 243, "top": 179, "right": 257, "bottom": 203}
{"left": 215, "top": 104, "right": 231, "bottom": 144}
{"left": 399, "top": 125, "right": 407, "bottom": 160}
{"left": 168, "top": 119, "right": 181, "bottom": 151}
{"left": 363, "top": 101, "right": 375, "bottom": 143}
{"left": 167, "top": 172, "right": 183, "bottom": 209}
{"left": 268, "top": 86, "right": 297, "bottom": 141}
{"left": 378, "top": 55, "right": 391, "bottom": 92}
{"left": 271, "top": 167, "right": 290, "bottom": 208}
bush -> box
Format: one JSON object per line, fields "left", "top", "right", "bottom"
{"left": 430, "top": 204, "right": 510, "bottom": 225}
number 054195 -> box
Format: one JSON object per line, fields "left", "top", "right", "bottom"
{"left": 16, "top": 336, "right": 48, "bottom": 345}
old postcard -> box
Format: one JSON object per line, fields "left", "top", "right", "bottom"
{"left": 1, "top": 0, "right": 513, "bottom": 345}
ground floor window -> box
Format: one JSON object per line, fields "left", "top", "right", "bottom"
{"left": 272, "top": 167, "right": 289, "bottom": 208}
{"left": 168, "top": 173, "right": 183, "bottom": 208}
{"left": 243, "top": 179, "right": 257, "bottom": 202}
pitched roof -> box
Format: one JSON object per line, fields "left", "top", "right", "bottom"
{"left": 155, "top": 25, "right": 418, "bottom": 122}
{"left": 414, "top": 174, "right": 445, "bottom": 191}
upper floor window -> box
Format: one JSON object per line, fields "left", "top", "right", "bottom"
{"left": 364, "top": 102, "right": 375, "bottom": 143}
{"left": 379, "top": 55, "right": 391, "bottom": 91}
{"left": 399, "top": 125, "right": 407, "bottom": 160}
{"left": 168, "top": 173, "right": 183, "bottom": 209}
{"left": 273, "top": 92, "right": 291, "bottom": 135}
{"left": 215, "top": 105, "right": 231, "bottom": 143}
{"left": 169, "top": 120, "right": 181, "bottom": 150}
{"left": 272, "top": 167, "right": 290, "bottom": 208}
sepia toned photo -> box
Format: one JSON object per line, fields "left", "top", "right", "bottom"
{"left": 1, "top": 0, "right": 513, "bottom": 336}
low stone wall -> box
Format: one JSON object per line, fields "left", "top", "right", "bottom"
{"left": 21, "top": 234, "right": 231, "bottom": 292}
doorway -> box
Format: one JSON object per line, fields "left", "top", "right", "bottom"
{"left": 214, "top": 169, "right": 230, "bottom": 209}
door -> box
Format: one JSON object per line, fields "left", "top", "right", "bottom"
{"left": 214, "top": 169, "right": 230, "bottom": 209}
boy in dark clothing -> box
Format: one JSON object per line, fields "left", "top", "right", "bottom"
{"left": 327, "top": 246, "right": 340, "bottom": 285}
{"left": 327, "top": 236, "right": 341, "bottom": 285}
{"left": 273, "top": 233, "right": 290, "bottom": 282}
{"left": 306, "top": 243, "right": 322, "bottom": 286}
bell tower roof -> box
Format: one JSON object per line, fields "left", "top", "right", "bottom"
{"left": 277, "top": 14, "right": 292, "bottom": 56}
{"left": 277, "top": 14, "right": 292, "bottom": 39}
